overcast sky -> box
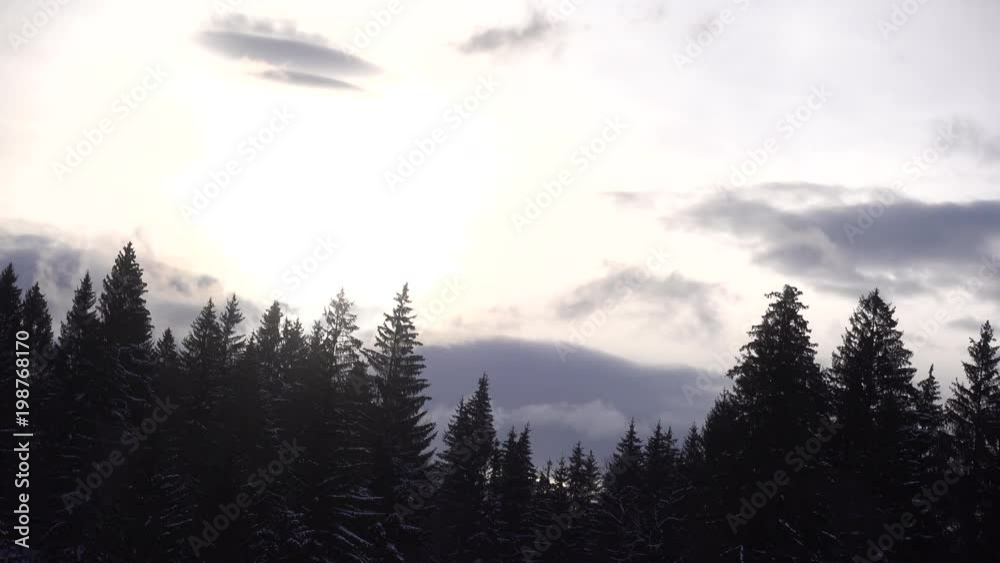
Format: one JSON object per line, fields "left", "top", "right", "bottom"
{"left": 3, "top": 0, "right": 999, "bottom": 459}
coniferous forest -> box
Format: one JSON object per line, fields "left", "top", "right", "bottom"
{"left": 3, "top": 243, "right": 1000, "bottom": 563}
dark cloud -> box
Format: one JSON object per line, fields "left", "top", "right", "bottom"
{"left": 557, "top": 266, "right": 723, "bottom": 332}
{"left": 1, "top": 232, "right": 84, "bottom": 293}
{"left": 422, "top": 337, "right": 716, "bottom": 463}
{"left": 674, "top": 182, "right": 1000, "bottom": 298}
{"left": 0, "top": 229, "right": 242, "bottom": 338}
{"left": 458, "top": 13, "right": 554, "bottom": 54}
{"left": 198, "top": 30, "right": 376, "bottom": 75}
{"left": 197, "top": 14, "right": 377, "bottom": 91}
{"left": 255, "top": 69, "right": 361, "bottom": 91}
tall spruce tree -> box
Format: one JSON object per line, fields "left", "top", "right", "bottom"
{"left": 698, "top": 390, "right": 747, "bottom": 561}
{"left": 147, "top": 328, "right": 187, "bottom": 560}
{"left": 435, "top": 374, "right": 498, "bottom": 560}
{"left": 561, "top": 442, "right": 601, "bottom": 562}
{"left": 640, "top": 422, "right": 681, "bottom": 561}
{"left": 364, "top": 284, "right": 436, "bottom": 558}
{"left": 492, "top": 424, "right": 535, "bottom": 560}
{"left": 285, "top": 290, "right": 375, "bottom": 562}
{"left": 677, "top": 423, "right": 707, "bottom": 562}
{"left": 219, "top": 294, "right": 246, "bottom": 371}
{"left": 171, "top": 300, "right": 227, "bottom": 560}
{"left": 909, "top": 365, "right": 953, "bottom": 559}
{"left": 947, "top": 321, "right": 1000, "bottom": 558}
{"left": 96, "top": 244, "right": 160, "bottom": 560}
{"left": 723, "top": 285, "right": 834, "bottom": 560}
{"left": 21, "top": 283, "right": 54, "bottom": 356}
{"left": 41, "top": 273, "right": 106, "bottom": 560}
{"left": 829, "top": 289, "right": 920, "bottom": 559}
{"left": 597, "top": 419, "right": 645, "bottom": 561}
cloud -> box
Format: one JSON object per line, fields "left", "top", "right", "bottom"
{"left": 422, "top": 337, "right": 715, "bottom": 463}
{"left": 674, "top": 182, "right": 1000, "bottom": 299}
{"left": 0, "top": 227, "right": 252, "bottom": 338}
{"left": 505, "top": 400, "right": 629, "bottom": 440}
{"left": 197, "top": 14, "right": 377, "bottom": 90}
{"left": 255, "top": 69, "right": 361, "bottom": 91}
{"left": 458, "top": 12, "right": 555, "bottom": 54}
{"left": 557, "top": 266, "right": 723, "bottom": 331}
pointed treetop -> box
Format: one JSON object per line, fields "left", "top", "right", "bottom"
{"left": 21, "top": 283, "right": 54, "bottom": 351}
{"left": 98, "top": 242, "right": 153, "bottom": 349}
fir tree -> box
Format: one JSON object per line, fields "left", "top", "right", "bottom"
{"left": 171, "top": 300, "right": 228, "bottom": 560}
{"left": 41, "top": 274, "right": 106, "bottom": 560}
{"left": 947, "top": 321, "right": 1000, "bottom": 558}
{"left": 364, "top": 284, "right": 436, "bottom": 558}
{"left": 21, "top": 282, "right": 54, "bottom": 356}
{"left": 597, "top": 419, "right": 645, "bottom": 561}
{"left": 562, "top": 443, "right": 601, "bottom": 561}
{"left": 98, "top": 242, "right": 153, "bottom": 354}
{"left": 283, "top": 291, "right": 375, "bottom": 562}
{"left": 909, "top": 365, "right": 953, "bottom": 559}
{"left": 95, "top": 244, "right": 161, "bottom": 560}
{"left": 219, "top": 294, "right": 246, "bottom": 371}
{"left": 640, "top": 422, "right": 681, "bottom": 561}
{"left": 724, "top": 285, "right": 834, "bottom": 560}
{"left": 829, "top": 289, "right": 920, "bottom": 559}
{"left": 435, "top": 374, "right": 498, "bottom": 560}
{"left": 492, "top": 425, "right": 535, "bottom": 560}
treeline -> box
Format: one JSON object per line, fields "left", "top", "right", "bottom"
{"left": 0, "top": 243, "right": 998, "bottom": 562}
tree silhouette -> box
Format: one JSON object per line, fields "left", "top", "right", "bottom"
{"left": 3, "top": 247, "right": 997, "bottom": 562}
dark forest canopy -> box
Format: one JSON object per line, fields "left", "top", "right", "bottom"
{"left": 1, "top": 244, "right": 999, "bottom": 562}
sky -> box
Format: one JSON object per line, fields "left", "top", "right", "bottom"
{"left": 2, "top": 0, "right": 1000, "bottom": 460}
